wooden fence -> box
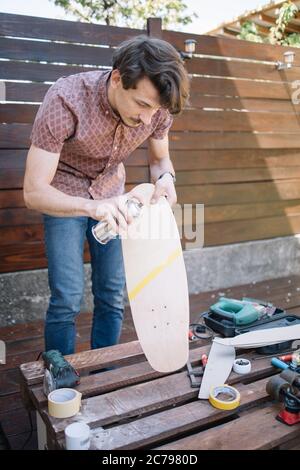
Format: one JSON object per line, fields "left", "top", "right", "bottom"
{"left": 1, "top": 13, "right": 300, "bottom": 273}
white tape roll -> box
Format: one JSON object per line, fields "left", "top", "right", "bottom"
{"left": 65, "top": 422, "right": 90, "bottom": 450}
{"left": 233, "top": 358, "right": 251, "bottom": 375}
{"left": 48, "top": 388, "right": 82, "bottom": 418}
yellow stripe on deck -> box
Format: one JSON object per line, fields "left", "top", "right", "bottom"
{"left": 128, "top": 247, "right": 181, "bottom": 301}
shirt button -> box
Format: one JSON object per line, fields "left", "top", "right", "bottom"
{"left": 105, "top": 111, "right": 109, "bottom": 115}
{"left": 114, "top": 146, "right": 117, "bottom": 150}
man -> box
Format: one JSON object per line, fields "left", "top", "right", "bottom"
{"left": 23, "top": 35, "right": 190, "bottom": 355}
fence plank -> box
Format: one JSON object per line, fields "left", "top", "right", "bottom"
{"left": 4, "top": 104, "right": 300, "bottom": 133}
{"left": 0, "top": 60, "right": 98, "bottom": 82}
{"left": 190, "top": 76, "right": 296, "bottom": 100}
{"left": 1, "top": 149, "right": 300, "bottom": 172}
{"left": 169, "top": 131, "right": 300, "bottom": 149}
{"left": 0, "top": 241, "right": 90, "bottom": 273}
{"left": 0, "top": 13, "right": 144, "bottom": 46}
{"left": 0, "top": 74, "right": 300, "bottom": 105}
{"left": 186, "top": 57, "right": 300, "bottom": 82}
{"left": 163, "top": 30, "right": 300, "bottom": 62}
{"left": 190, "top": 95, "right": 300, "bottom": 113}
{"left": 3, "top": 124, "right": 300, "bottom": 149}
{"left": 3, "top": 81, "right": 300, "bottom": 115}
{"left": 0, "top": 166, "right": 149, "bottom": 189}
{"left": 173, "top": 109, "right": 300, "bottom": 132}
{"left": 0, "top": 149, "right": 148, "bottom": 169}
{"left": 0, "top": 37, "right": 113, "bottom": 67}
{"left": 177, "top": 180, "right": 300, "bottom": 205}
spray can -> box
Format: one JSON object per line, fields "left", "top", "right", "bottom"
{"left": 92, "top": 198, "right": 143, "bottom": 245}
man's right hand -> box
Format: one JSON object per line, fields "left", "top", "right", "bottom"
{"left": 85, "top": 193, "right": 145, "bottom": 237}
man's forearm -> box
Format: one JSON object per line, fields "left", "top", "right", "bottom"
{"left": 24, "top": 184, "right": 93, "bottom": 217}
{"left": 149, "top": 156, "right": 175, "bottom": 183}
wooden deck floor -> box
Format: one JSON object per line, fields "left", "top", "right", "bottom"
{"left": 1, "top": 275, "right": 300, "bottom": 450}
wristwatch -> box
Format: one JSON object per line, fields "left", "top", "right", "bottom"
{"left": 157, "top": 172, "right": 176, "bottom": 184}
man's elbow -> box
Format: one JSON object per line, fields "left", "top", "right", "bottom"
{"left": 23, "top": 182, "right": 41, "bottom": 210}
{"left": 23, "top": 187, "right": 34, "bottom": 209}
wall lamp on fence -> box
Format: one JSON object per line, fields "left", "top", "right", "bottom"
{"left": 179, "top": 39, "right": 197, "bottom": 60}
{"left": 276, "top": 51, "right": 296, "bottom": 70}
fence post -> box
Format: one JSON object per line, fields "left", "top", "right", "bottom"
{"left": 147, "top": 18, "right": 162, "bottom": 38}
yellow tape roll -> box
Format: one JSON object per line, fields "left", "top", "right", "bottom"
{"left": 209, "top": 384, "right": 240, "bottom": 410}
{"left": 48, "top": 388, "right": 82, "bottom": 418}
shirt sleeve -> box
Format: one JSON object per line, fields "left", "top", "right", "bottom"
{"left": 150, "top": 109, "right": 174, "bottom": 140}
{"left": 30, "top": 83, "right": 77, "bottom": 153}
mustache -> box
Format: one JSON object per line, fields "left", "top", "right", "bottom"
{"left": 131, "top": 118, "right": 141, "bottom": 125}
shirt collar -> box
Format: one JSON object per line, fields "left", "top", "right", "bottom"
{"left": 98, "top": 70, "right": 120, "bottom": 121}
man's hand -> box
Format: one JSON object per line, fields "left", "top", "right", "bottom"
{"left": 86, "top": 191, "right": 146, "bottom": 237}
{"left": 150, "top": 173, "right": 177, "bottom": 207}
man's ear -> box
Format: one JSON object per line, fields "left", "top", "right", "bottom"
{"left": 110, "top": 69, "right": 122, "bottom": 89}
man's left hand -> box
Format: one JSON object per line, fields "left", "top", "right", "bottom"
{"left": 150, "top": 173, "right": 177, "bottom": 207}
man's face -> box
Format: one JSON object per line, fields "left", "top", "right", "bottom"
{"left": 109, "top": 70, "right": 161, "bottom": 128}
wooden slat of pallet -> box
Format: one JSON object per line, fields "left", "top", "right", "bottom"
{"left": 29, "top": 344, "right": 210, "bottom": 410}
{"left": 20, "top": 340, "right": 143, "bottom": 385}
{"left": 60, "top": 377, "right": 269, "bottom": 450}
{"left": 40, "top": 354, "right": 273, "bottom": 440}
{"left": 3, "top": 275, "right": 300, "bottom": 450}
{"left": 156, "top": 403, "right": 300, "bottom": 450}
{"left": 0, "top": 13, "right": 143, "bottom": 46}
{"left": 30, "top": 345, "right": 278, "bottom": 417}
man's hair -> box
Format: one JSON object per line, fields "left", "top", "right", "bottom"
{"left": 112, "top": 35, "right": 190, "bottom": 115}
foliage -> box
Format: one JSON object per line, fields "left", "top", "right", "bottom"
{"left": 51, "top": 0, "right": 198, "bottom": 29}
{"left": 238, "top": 1, "right": 300, "bottom": 47}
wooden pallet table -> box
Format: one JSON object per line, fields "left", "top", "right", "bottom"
{"left": 19, "top": 339, "right": 300, "bottom": 451}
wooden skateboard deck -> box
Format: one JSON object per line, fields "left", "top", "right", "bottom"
{"left": 121, "top": 183, "right": 189, "bottom": 372}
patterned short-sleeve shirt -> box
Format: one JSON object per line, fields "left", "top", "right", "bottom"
{"left": 30, "top": 70, "right": 173, "bottom": 200}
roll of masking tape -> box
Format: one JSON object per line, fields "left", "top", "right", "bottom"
{"left": 209, "top": 384, "right": 240, "bottom": 410}
{"left": 48, "top": 388, "right": 82, "bottom": 419}
{"left": 233, "top": 358, "right": 251, "bottom": 375}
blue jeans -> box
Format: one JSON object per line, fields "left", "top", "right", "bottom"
{"left": 43, "top": 215, "right": 125, "bottom": 355}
